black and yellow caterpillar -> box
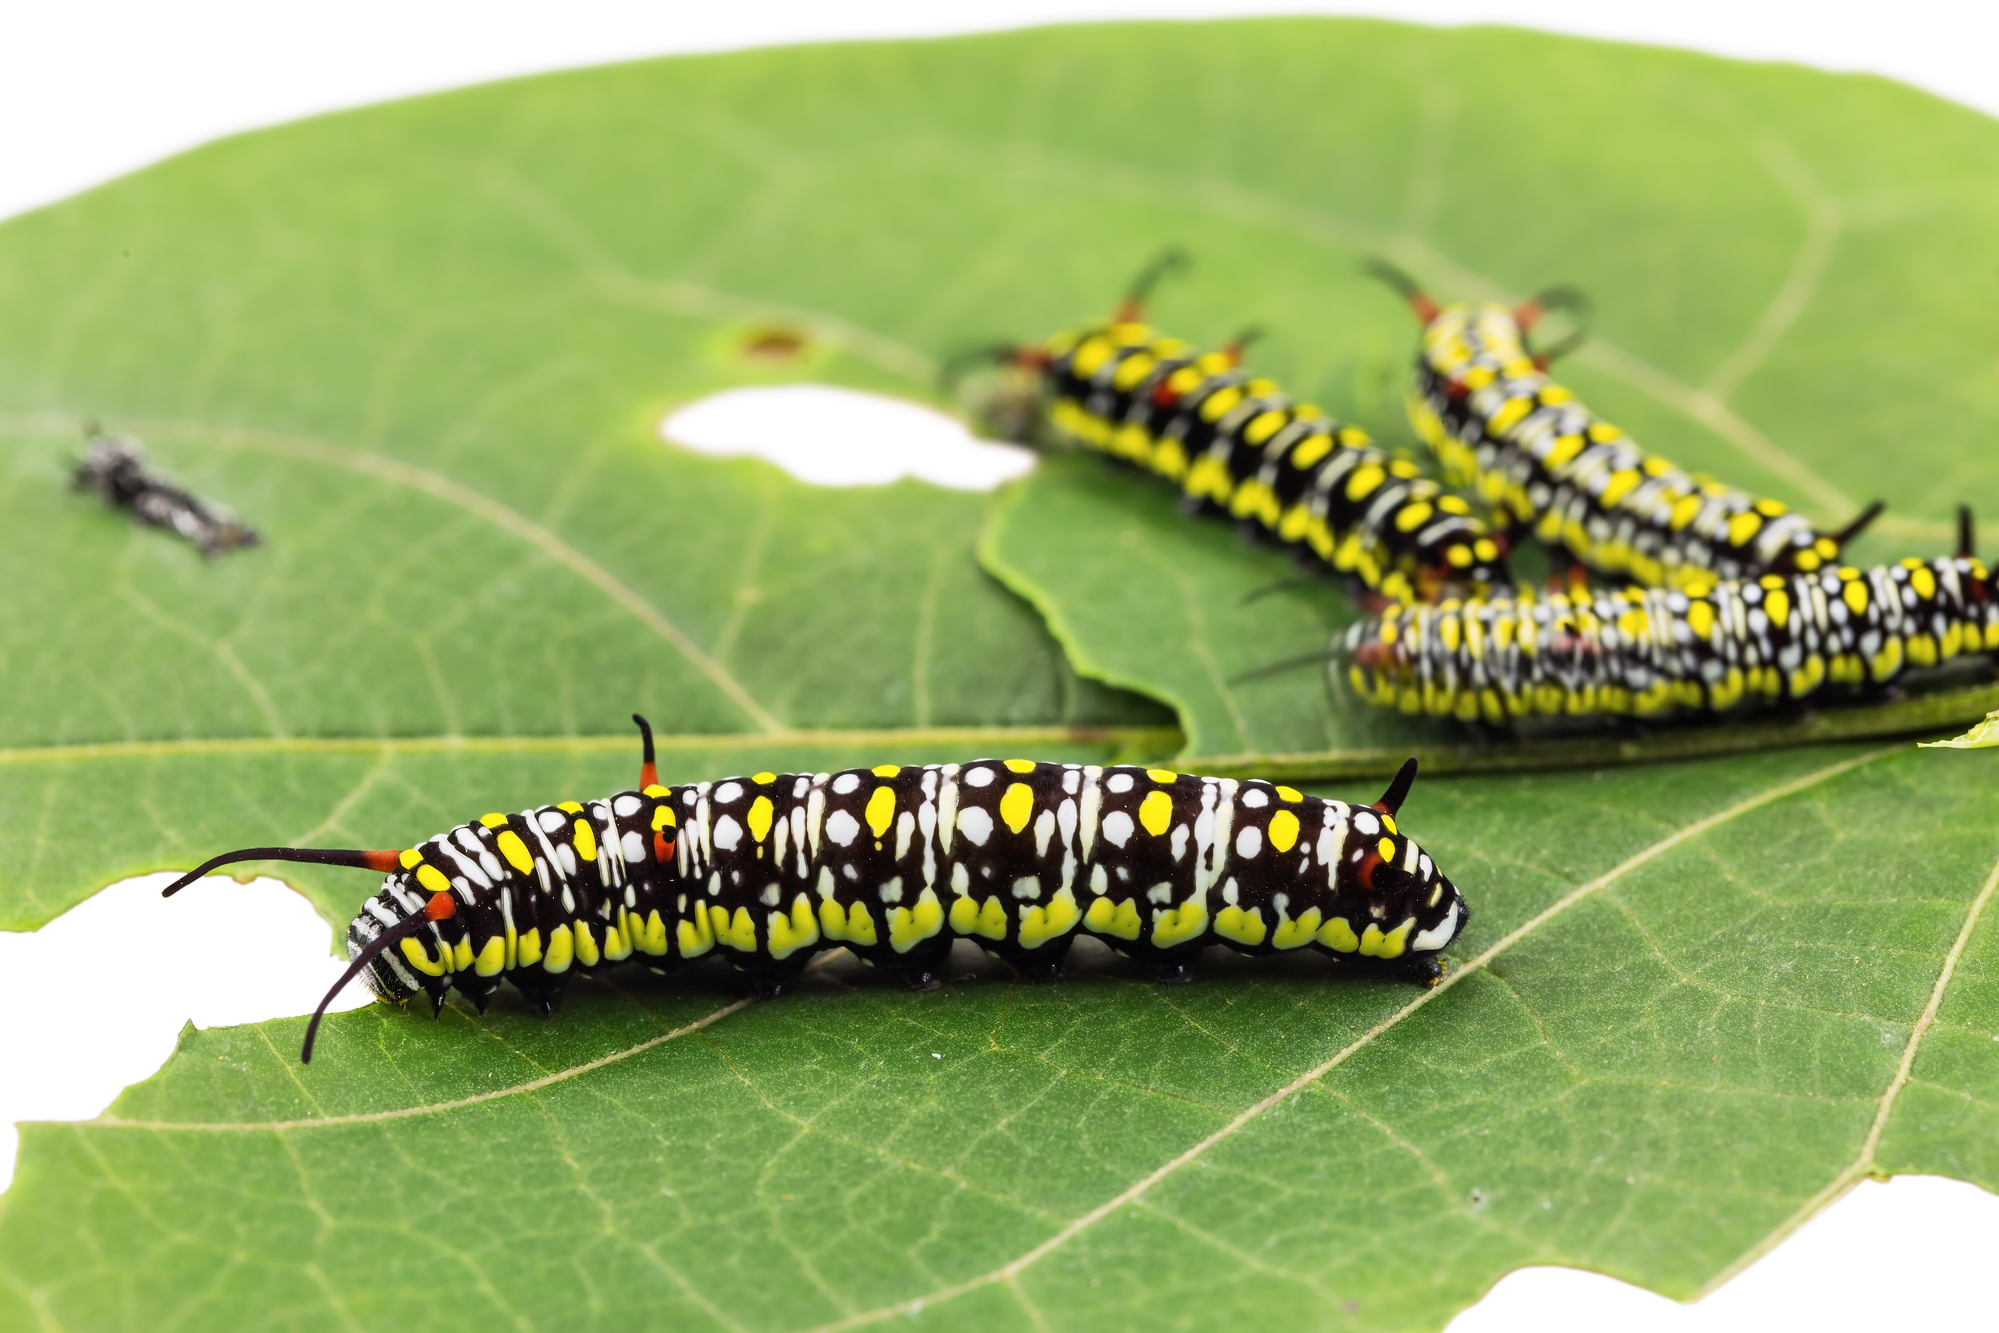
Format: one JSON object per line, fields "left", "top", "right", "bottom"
{"left": 1383, "top": 274, "right": 1882, "bottom": 588}
{"left": 1005, "top": 262, "right": 1511, "bottom": 605}
{"left": 1342, "top": 543, "right": 1999, "bottom": 722}
{"left": 164, "top": 718, "right": 1469, "bottom": 1061}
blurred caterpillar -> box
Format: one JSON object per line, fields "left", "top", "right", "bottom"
{"left": 964, "top": 253, "right": 1511, "bottom": 605}
{"left": 1341, "top": 511, "right": 1997, "bottom": 723}
{"left": 1375, "top": 264, "right": 1883, "bottom": 589}
{"left": 163, "top": 717, "right": 1469, "bottom": 1062}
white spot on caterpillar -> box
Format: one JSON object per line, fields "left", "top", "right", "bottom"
{"left": 760, "top": 883, "right": 780, "bottom": 907}
{"left": 1147, "top": 882, "right": 1173, "bottom": 904}
{"left": 1062, "top": 768, "right": 1080, "bottom": 795}
{"left": 825, "top": 809, "right": 860, "bottom": 848}
{"left": 1235, "top": 826, "right": 1263, "bottom": 859}
{"left": 1106, "top": 772, "right": 1134, "bottom": 794}
{"left": 622, "top": 831, "right": 646, "bottom": 864}
{"left": 1090, "top": 864, "right": 1108, "bottom": 896}
{"left": 880, "top": 877, "right": 903, "bottom": 904}
{"left": 1241, "top": 787, "right": 1269, "bottom": 809}
{"left": 951, "top": 862, "right": 970, "bottom": 895}
{"left": 832, "top": 772, "right": 861, "bottom": 795}
{"left": 957, "top": 806, "right": 993, "bottom": 847}
{"left": 1171, "top": 824, "right": 1190, "bottom": 862}
{"left": 1413, "top": 900, "right": 1460, "bottom": 952}
{"left": 1012, "top": 877, "right": 1039, "bottom": 900}
{"left": 1034, "top": 807, "right": 1056, "bottom": 858}
{"left": 964, "top": 765, "right": 994, "bottom": 788}
{"left": 538, "top": 810, "right": 567, "bottom": 833}
{"left": 1101, "top": 810, "right": 1134, "bottom": 848}
{"left": 614, "top": 794, "right": 642, "bottom": 817}
{"left": 713, "top": 815, "right": 742, "bottom": 852}
{"left": 1354, "top": 810, "right": 1380, "bottom": 836}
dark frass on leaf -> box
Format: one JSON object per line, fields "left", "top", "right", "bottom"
{"left": 73, "top": 431, "right": 260, "bottom": 556}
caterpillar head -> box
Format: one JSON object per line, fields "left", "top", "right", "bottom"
{"left": 344, "top": 877, "right": 455, "bottom": 1012}
{"left": 1341, "top": 760, "right": 1470, "bottom": 972}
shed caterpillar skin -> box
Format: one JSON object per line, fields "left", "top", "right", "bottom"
{"left": 1341, "top": 554, "right": 1999, "bottom": 723}
{"left": 163, "top": 719, "right": 1470, "bottom": 1061}
{"left": 1384, "top": 278, "right": 1881, "bottom": 589}
{"left": 977, "top": 258, "right": 1511, "bottom": 605}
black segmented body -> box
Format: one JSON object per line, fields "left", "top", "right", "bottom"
{"left": 1038, "top": 320, "right": 1510, "bottom": 604}
{"left": 347, "top": 758, "right": 1469, "bottom": 1018}
{"left": 1342, "top": 556, "right": 1999, "bottom": 722}
{"left": 1408, "top": 301, "right": 1868, "bottom": 587}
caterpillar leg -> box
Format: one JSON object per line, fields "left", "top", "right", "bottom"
{"left": 1151, "top": 960, "right": 1196, "bottom": 985}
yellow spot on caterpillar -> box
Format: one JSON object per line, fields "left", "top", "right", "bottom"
{"left": 544, "top": 922, "right": 575, "bottom": 973}
{"left": 1268, "top": 809, "right": 1300, "bottom": 854}
{"left": 1381, "top": 814, "right": 1397, "bottom": 835}
{"left": 840, "top": 899, "right": 881, "bottom": 947}
{"left": 1004, "top": 758, "right": 1037, "bottom": 773}
{"left": 1359, "top": 917, "right": 1416, "bottom": 959}
{"left": 1843, "top": 579, "right": 1869, "bottom": 614}
{"left": 1394, "top": 500, "right": 1434, "bottom": 533}
{"left": 676, "top": 909, "right": 713, "bottom": 958}
{"left": 1199, "top": 386, "right": 1243, "bottom": 421}
{"left": 1000, "top": 782, "right": 1035, "bottom": 834}
{"left": 1243, "top": 409, "right": 1287, "bottom": 445}
{"left": 1378, "top": 837, "right": 1396, "bottom": 862}
{"left": 573, "top": 921, "right": 601, "bottom": 968}
{"left": 557, "top": 801, "right": 583, "bottom": 814}
{"left": 866, "top": 785, "right": 897, "bottom": 839}
{"left": 1276, "top": 786, "right": 1302, "bottom": 803}
{"left": 639, "top": 910, "right": 669, "bottom": 956}
{"left": 448, "top": 938, "right": 471, "bottom": 971}
{"left": 399, "top": 848, "right": 423, "bottom": 870}
{"left": 1727, "top": 511, "right": 1763, "bottom": 546}
{"left": 496, "top": 830, "right": 533, "bottom": 874}
{"left": 1318, "top": 916, "right": 1360, "bottom": 953}
{"left": 768, "top": 894, "right": 821, "bottom": 959}
{"left": 643, "top": 784, "right": 668, "bottom": 798}
{"left": 1138, "top": 790, "right": 1173, "bottom": 837}
{"left": 1764, "top": 587, "right": 1791, "bottom": 628}
{"left": 1345, "top": 462, "right": 1385, "bottom": 500}
{"left": 872, "top": 764, "right": 901, "bottom": 778}
{"left": 415, "top": 864, "right": 452, "bottom": 896}
{"left": 1272, "top": 907, "right": 1323, "bottom": 950}
{"left": 889, "top": 889, "right": 944, "bottom": 952}
{"left": 653, "top": 806, "right": 677, "bottom": 830}
{"left": 975, "top": 897, "right": 1009, "bottom": 940}
{"left": 752, "top": 771, "right": 777, "bottom": 785}
{"left": 1754, "top": 497, "right": 1788, "bottom": 517}
{"left": 710, "top": 905, "right": 757, "bottom": 952}
{"left": 603, "top": 917, "right": 633, "bottom": 962}
{"left": 1289, "top": 433, "right": 1333, "bottom": 469}
{"left": 1686, "top": 600, "right": 1716, "bottom": 640}
{"left": 747, "top": 795, "right": 774, "bottom": 844}
{"left": 399, "top": 936, "right": 447, "bottom": 976}
{"left": 572, "top": 819, "right": 596, "bottom": 862}
{"left": 479, "top": 813, "right": 508, "bottom": 828}
{"left": 1151, "top": 899, "right": 1208, "bottom": 948}
{"left": 1215, "top": 905, "right": 1267, "bottom": 946}
{"left": 1145, "top": 768, "right": 1177, "bottom": 784}
{"left": 474, "top": 935, "right": 505, "bottom": 977}
{"left": 517, "top": 927, "right": 543, "bottom": 966}
{"left": 1085, "top": 895, "right": 1142, "bottom": 940}
{"left": 1912, "top": 565, "right": 1937, "bottom": 600}
{"left": 1018, "top": 890, "right": 1080, "bottom": 948}
{"left": 948, "top": 893, "right": 978, "bottom": 935}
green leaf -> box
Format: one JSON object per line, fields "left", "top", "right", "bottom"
{"left": 3, "top": 19, "right": 1998, "bottom": 1333}
{"left": 1921, "top": 709, "right": 1999, "bottom": 750}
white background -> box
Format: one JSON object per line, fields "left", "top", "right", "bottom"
{"left": 4, "top": 4, "right": 1996, "bottom": 1331}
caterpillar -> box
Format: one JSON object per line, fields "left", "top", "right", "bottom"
{"left": 163, "top": 717, "right": 1470, "bottom": 1062}
{"left": 1377, "top": 268, "right": 1882, "bottom": 589}
{"left": 984, "top": 254, "right": 1512, "bottom": 605}
{"left": 73, "top": 431, "right": 260, "bottom": 556}
{"left": 1340, "top": 519, "right": 1998, "bottom": 722}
